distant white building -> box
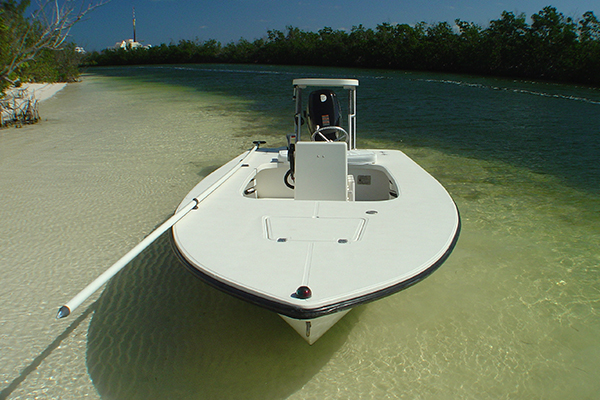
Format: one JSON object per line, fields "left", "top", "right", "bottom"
{"left": 114, "top": 8, "right": 151, "bottom": 50}
{"left": 114, "top": 39, "right": 151, "bottom": 50}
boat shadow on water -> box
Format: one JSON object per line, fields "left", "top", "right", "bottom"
{"left": 86, "top": 233, "right": 357, "bottom": 399}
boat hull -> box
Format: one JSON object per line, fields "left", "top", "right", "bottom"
{"left": 279, "top": 310, "right": 351, "bottom": 345}
{"left": 172, "top": 147, "right": 460, "bottom": 343}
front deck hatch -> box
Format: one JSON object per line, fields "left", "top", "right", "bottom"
{"left": 265, "top": 216, "right": 366, "bottom": 242}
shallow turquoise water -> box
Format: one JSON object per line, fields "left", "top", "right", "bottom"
{"left": 1, "top": 65, "right": 599, "bottom": 399}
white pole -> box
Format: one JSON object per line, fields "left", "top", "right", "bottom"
{"left": 56, "top": 198, "right": 198, "bottom": 319}
{"left": 57, "top": 143, "right": 262, "bottom": 319}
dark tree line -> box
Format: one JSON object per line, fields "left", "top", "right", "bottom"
{"left": 86, "top": 7, "right": 600, "bottom": 86}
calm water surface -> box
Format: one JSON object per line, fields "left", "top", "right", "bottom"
{"left": 1, "top": 64, "right": 599, "bottom": 399}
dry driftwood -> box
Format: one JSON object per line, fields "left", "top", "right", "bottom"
{"left": 0, "top": 87, "right": 40, "bottom": 128}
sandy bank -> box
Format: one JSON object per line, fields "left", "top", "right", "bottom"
{"left": 3, "top": 82, "right": 67, "bottom": 102}
{"left": 1, "top": 82, "right": 67, "bottom": 125}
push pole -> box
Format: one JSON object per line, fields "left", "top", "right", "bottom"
{"left": 57, "top": 142, "right": 263, "bottom": 319}
{"left": 56, "top": 198, "right": 198, "bottom": 319}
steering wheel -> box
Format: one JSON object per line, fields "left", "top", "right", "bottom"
{"left": 310, "top": 126, "right": 348, "bottom": 143}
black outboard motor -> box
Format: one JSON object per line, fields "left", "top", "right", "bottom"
{"left": 307, "top": 89, "right": 342, "bottom": 141}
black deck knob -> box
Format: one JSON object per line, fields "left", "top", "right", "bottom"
{"left": 295, "top": 286, "right": 312, "bottom": 299}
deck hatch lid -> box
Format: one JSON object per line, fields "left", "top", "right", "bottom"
{"left": 265, "top": 216, "right": 366, "bottom": 242}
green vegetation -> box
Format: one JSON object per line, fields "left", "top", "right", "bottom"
{"left": 1, "top": 0, "right": 98, "bottom": 92}
{"left": 1, "top": 0, "right": 101, "bottom": 127}
{"left": 86, "top": 6, "right": 600, "bottom": 86}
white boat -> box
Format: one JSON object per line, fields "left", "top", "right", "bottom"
{"left": 171, "top": 78, "right": 461, "bottom": 344}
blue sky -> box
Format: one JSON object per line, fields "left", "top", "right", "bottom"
{"left": 69, "top": 0, "right": 599, "bottom": 51}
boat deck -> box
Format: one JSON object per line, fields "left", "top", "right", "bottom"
{"left": 172, "top": 147, "right": 460, "bottom": 319}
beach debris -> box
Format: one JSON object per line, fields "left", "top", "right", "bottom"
{"left": 0, "top": 87, "right": 40, "bottom": 128}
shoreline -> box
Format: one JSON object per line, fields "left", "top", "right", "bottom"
{"left": 1, "top": 82, "right": 67, "bottom": 126}
{"left": 2, "top": 82, "right": 67, "bottom": 102}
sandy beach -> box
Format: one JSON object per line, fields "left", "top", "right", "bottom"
{"left": 2, "top": 82, "right": 67, "bottom": 102}
{"left": 1, "top": 82, "right": 67, "bottom": 124}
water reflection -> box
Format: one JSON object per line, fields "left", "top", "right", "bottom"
{"left": 86, "top": 234, "right": 354, "bottom": 399}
